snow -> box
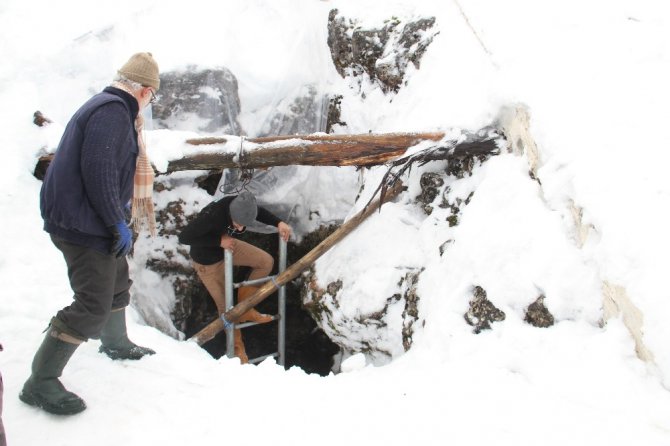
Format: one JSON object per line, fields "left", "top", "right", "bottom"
{"left": 2, "top": 0, "right": 670, "bottom": 445}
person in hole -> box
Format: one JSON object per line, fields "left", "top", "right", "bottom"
{"left": 178, "top": 191, "right": 292, "bottom": 363}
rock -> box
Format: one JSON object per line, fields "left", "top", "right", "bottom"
{"left": 464, "top": 286, "right": 506, "bottom": 333}
{"left": 33, "top": 157, "right": 50, "bottom": 181}
{"left": 304, "top": 265, "right": 423, "bottom": 364}
{"left": 439, "top": 239, "right": 453, "bottom": 256}
{"left": 400, "top": 269, "right": 423, "bottom": 351}
{"left": 33, "top": 110, "right": 52, "bottom": 127}
{"left": 445, "top": 156, "right": 478, "bottom": 179}
{"left": 257, "top": 84, "right": 329, "bottom": 136}
{"left": 327, "top": 9, "right": 439, "bottom": 93}
{"left": 417, "top": 172, "right": 444, "bottom": 215}
{"left": 524, "top": 295, "right": 555, "bottom": 328}
{"left": 152, "top": 66, "right": 243, "bottom": 135}
{"left": 326, "top": 94, "right": 347, "bottom": 133}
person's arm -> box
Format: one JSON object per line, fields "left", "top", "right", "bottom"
{"left": 257, "top": 206, "right": 291, "bottom": 241}
{"left": 80, "top": 103, "right": 130, "bottom": 228}
{"left": 178, "top": 205, "right": 224, "bottom": 247}
{"left": 256, "top": 206, "right": 282, "bottom": 227}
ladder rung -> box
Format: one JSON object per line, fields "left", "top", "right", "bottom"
{"left": 248, "top": 352, "right": 279, "bottom": 364}
{"left": 234, "top": 275, "right": 277, "bottom": 288}
{"left": 234, "top": 315, "right": 280, "bottom": 330}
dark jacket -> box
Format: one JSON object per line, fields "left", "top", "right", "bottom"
{"left": 178, "top": 195, "right": 282, "bottom": 265}
{"left": 41, "top": 87, "right": 140, "bottom": 253}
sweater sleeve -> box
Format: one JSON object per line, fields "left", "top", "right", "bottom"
{"left": 80, "top": 102, "right": 131, "bottom": 228}
{"left": 178, "top": 205, "right": 224, "bottom": 247}
{"left": 256, "top": 206, "right": 282, "bottom": 227}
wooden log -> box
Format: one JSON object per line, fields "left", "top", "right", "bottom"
{"left": 170, "top": 131, "right": 499, "bottom": 172}
{"left": 189, "top": 181, "right": 405, "bottom": 346}
{"left": 34, "top": 131, "right": 500, "bottom": 177}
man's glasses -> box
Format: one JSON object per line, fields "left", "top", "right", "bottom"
{"left": 149, "top": 89, "right": 157, "bottom": 104}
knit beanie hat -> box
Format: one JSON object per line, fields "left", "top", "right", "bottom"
{"left": 229, "top": 191, "right": 258, "bottom": 227}
{"left": 118, "top": 52, "right": 160, "bottom": 90}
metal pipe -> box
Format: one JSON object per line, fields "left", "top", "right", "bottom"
{"left": 278, "top": 237, "right": 287, "bottom": 367}
{"left": 248, "top": 352, "right": 279, "bottom": 365}
{"left": 224, "top": 248, "right": 235, "bottom": 359}
{"left": 234, "top": 275, "right": 277, "bottom": 288}
{"left": 234, "top": 317, "right": 278, "bottom": 330}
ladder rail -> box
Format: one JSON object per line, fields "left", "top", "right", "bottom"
{"left": 278, "top": 238, "right": 287, "bottom": 367}
{"left": 223, "top": 237, "right": 288, "bottom": 368}
{"left": 224, "top": 249, "right": 235, "bottom": 359}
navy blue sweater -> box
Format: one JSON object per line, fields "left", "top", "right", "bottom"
{"left": 178, "top": 196, "right": 282, "bottom": 265}
{"left": 41, "top": 87, "right": 139, "bottom": 253}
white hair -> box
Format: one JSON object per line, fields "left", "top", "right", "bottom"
{"left": 113, "top": 74, "right": 144, "bottom": 92}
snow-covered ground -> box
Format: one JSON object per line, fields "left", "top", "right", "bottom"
{"left": 1, "top": 0, "right": 670, "bottom": 445}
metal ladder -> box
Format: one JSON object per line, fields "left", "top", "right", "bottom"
{"left": 223, "top": 237, "right": 287, "bottom": 366}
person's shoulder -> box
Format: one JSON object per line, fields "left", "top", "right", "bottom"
{"left": 87, "top": 101, "right": 132, "bottom": 128}
{"left": 97, "top": 100, "right": 128, "bottom": 113}
{"left": 200, "top": 198, "right": 226, "bottom": 216}
{"left": 96, "top": 88, "right": 137, "bottom": 118}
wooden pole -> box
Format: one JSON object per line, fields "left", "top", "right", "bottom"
{"left": 172, "top": 132, "right": 445, "bottom": 171}
{"left": 189, "top": 181, "right": 404, "bottom": 346}
{"left": 35, "top": 131, "right": 500, "bottom": 178}
{"left": 169, "top": 131, "right": 499, "bottom": 172}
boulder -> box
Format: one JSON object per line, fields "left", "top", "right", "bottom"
{"left": 257, "top": 84, "right": 329, "bottom": 137}
{"left": 327, "top": 9, "right": 439, "bottom": 93}
{"left": 464, "top": 286, "right": 506, "bottom": 334}
{"left": 303, "top": 265, "right": 423, "bottom": 365}
{"left": 152, "top": 66, "right": 243, "bottom": 135}
{"left": 524, "top": 295, "right": 555, "bottom": 328}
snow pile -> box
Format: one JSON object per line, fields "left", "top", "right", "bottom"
{"left": 1, "top": 0, "right": 670, "bottom": 445}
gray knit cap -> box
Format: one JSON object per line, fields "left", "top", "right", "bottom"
{"left": 229, "top": 191, "right": 258, "bottom": 227}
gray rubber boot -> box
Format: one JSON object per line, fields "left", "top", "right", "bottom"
{"left": 99, "top": 308, "right": 155, "bottom": 360}
{"left": 19, "top": 331, "right": 86, "bottom": 415}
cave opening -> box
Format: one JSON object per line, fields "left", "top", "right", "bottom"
{"left": 180, "top": 216, "right": 341, "bottom": 376}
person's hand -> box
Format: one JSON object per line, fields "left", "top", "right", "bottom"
{"left": 123, "top": 202, "right": 132, "bottom": 222}
{"left": 109, "top": 222, "right": 132, "bottom": 257}
{"left": 278, "top": 222, "right": 292, "bottom": 242}
{"left": 220, "top": 234, "right": 236, "bottom": 251}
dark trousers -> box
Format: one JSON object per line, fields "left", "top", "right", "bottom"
{"left": 51, "top": 235, "right": 132, "bottom": 340}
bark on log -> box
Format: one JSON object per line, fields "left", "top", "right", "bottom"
{"left": 170, "top": 132, "right": 498, "bottom": 172}
{"left": 189, "top": 181, "right": 405, "bottom": 346}
{"left": 34, "top": 131, "right": 500, "bottom": 178}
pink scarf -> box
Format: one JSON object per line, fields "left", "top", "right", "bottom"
{"left": 131, "top": 114, "right": 157, "bottom": 237}
{"left": 111, "top": 81, "right": 157, "bottom": 237}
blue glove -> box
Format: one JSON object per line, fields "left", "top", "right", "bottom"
{"left": 109, "top": 222, "right": 132, "bottom": 257}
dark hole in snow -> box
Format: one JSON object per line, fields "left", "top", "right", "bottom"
{"left": 181, "top": 229, "right": 340, "bottom": 376}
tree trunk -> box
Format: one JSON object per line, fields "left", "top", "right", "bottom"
{"left": 189, "top": 181, "right": 404, "bottom": 346}
{"left": 34, "top": 131, "right": 500, "bottom": 178}
{"left": 169, "top": 131, "right": 498, "bottom": 172}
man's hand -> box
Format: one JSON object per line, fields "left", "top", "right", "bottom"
{"left": 278, "top": 221, "right": 292, "bottom": 242}
{"left": 109, "top": 222, "right": 132, "bottom": 257}
{"left": 220, "top": 234, "right": 236, "bottom": 251}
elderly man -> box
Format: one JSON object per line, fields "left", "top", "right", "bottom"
{"left": 20, "top": 52, "right": 160, "bottom": 415}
